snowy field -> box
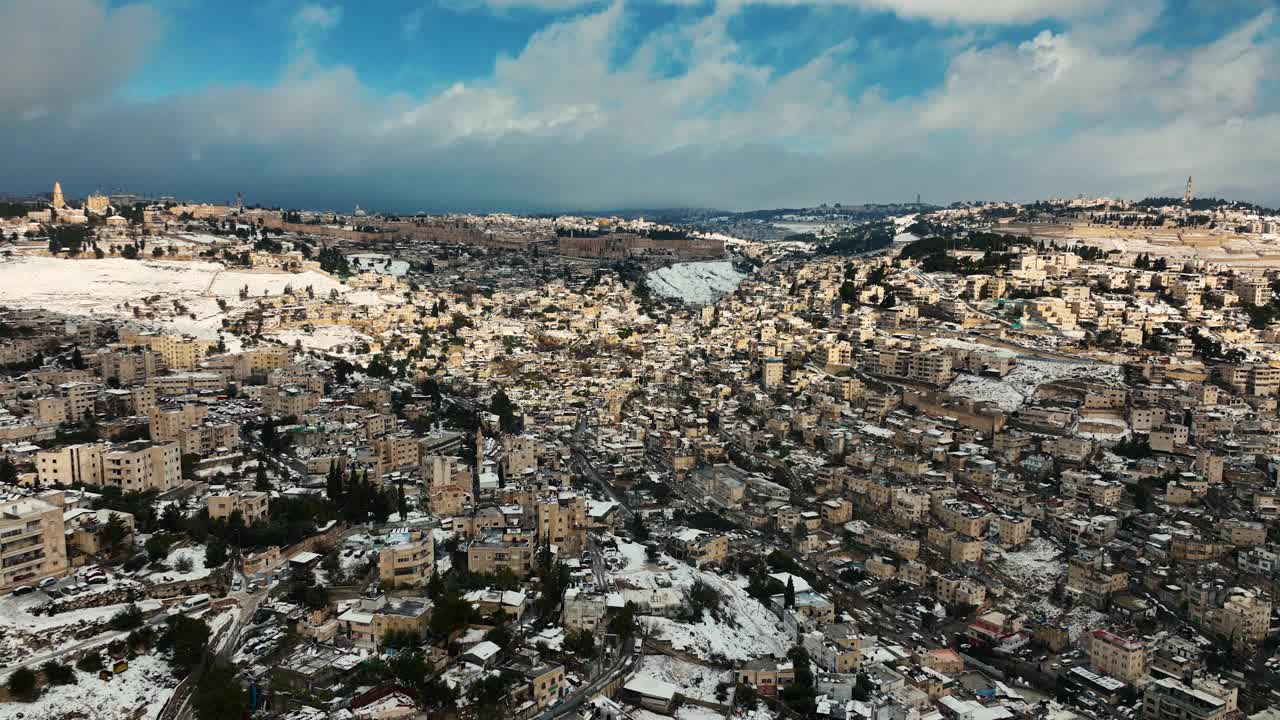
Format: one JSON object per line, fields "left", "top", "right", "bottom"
{"left": 350, "top": 253, "right": 410, "bottom": 276}
{"left": 947, "top": 357, "right": 1123, "bottom": 412}
{"left": 142, "top": 543, "right": 216, "bottom": 584}
{"left": 995, "top": 538, "right": 1063, "bottom": 595}
{"left": 266, "top": 325, "right": 372, "bottom": 354}
{"left": 646, "top": 262, "right": 746, "bottom": 305}
{"left": 0, "top": 594, "right": 163, "bottom": 674}
{"left": 0, "top": 653, "right": 177, "bottom": 720}
{"left": 611, "top": 539, "right": 790, "bottom": 662}
{"left": 631, "top": 655, "right": 730, "bottom": 706}
{"left": 0, "top": 254, "right": 383, "bottom": 341}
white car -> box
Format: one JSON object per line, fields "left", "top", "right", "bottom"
{"left": 37, "top": 577, "right": 58, "bottom": 589}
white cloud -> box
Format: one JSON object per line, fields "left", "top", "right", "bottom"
{"left": 1, "top": 0, "right": 1279, "bottom": 210}
{"left": 290, "top": 3, "right": 342, "bottom": 51}
{"left": 0, "top": 0, "right": 161, "bottom": 119}
{"left": 451, "top": 0, "right": 1104, "bottom": 24}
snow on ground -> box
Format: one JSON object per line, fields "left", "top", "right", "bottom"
{"left": 0, "top": 253, "right": 381, "bottom": 340}
{"left": 1023, "top": 600, "right": 1107, "bottom": 643}
{"left": 611, "top": 539, "right": 790, "bottom": 662}
{"left": 947, "top": 358, "right": 1123, "bottom": 412}
{"left": 0, "top": 653, "right": 178, "bottom": 720}
{"left": 646, "top": 261, "right": 746, "bottom": 305}
{"left": 0, "top": 597, "right": 163, "bottom": 679}
{"left": 144, "top": 543, "right": 214, "bottom": 584}
{"left": 630, "top": 707, "right": 725, "bottom": 720}
{"left": 995, "top": 538, "right": 1063, "bottom": 595}
{"left": 350, "top": 254, "right": 410, "bottom": 276}
{"left": 631, "top": 655, "right": 730, "bottom": 705}
{"left": 265, "top": 325, "right": 372, "bottom": 354}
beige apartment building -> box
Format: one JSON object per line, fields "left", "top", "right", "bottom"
{"left": 1068, "top": 552, "right": 1128, "bottom": 609}
{"left": 103, "top": 441, "right": 182, "bottom": 492}
{"left": 1087, "top": 628, "right": 1149, "bottom": 683}
{"left": 208, "top": 490, "right": 270, "bottom": 525}
{"left": 0, "top": 498, "right": 68, "bottom": 592}
{"left": 668, "top": 528, "right": 729, "bottom": 568}
{"left": 935, "top": 500, "right": 992, "bottom": 538}
{"left": 378, "top": 531, "right": 434, "bottom": 587}
{"left": 762, "top": 357, "right": 784, "bottom": 388}
{"left": 820, "top": 498, "right": 853, "bottom": 526}
{"left": 991, "top": 515, "right": 1031, "bottom": 549}
{"left": 467, "top": 529, "right": 537, "bottom": 578}
{"left": 59, "top": 381, "right": 99, "bottom": 422}
{"left": 337, "top": 596, "right": 431, "bottom": 649}
{"left": 119, "top": 329, "right": 216, "bottom": 371}
{"left": 36, "top": 443, "right": 105, "bottom": 486}
{"left": 935, "top": 575, "right": 986, "bottom": 608}
{"left": 372, "top": 435, "right": 420, "bottom": 476}
{"left": 262, "top": 387, "right": 321, "bottom": 417}
{"left": 531, "top": 491, "right": 587, "bottom": 556}
{"left": 149, "top": 403, "right": 207, "bottom": 441}
{"left": 1204, "top": 591, "right": 1270, "bottom": 648}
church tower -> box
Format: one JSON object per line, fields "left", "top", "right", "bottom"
{"left": 51, "top": 181, "right": 65, "bottom": 209}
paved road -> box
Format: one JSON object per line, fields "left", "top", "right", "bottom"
{"left": 166, "top": 566, "right": 272, "bottom": 720}
{"left": 533, "top": 636, "right": 636, "bottom": 720}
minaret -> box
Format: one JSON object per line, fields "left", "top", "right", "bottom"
{"left": 51, "top": 181, "right": 65, "bottom": 209}
{"left": 1183, "top": 176, "right": 1193, "bottom": 204}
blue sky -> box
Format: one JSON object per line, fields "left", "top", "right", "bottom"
{"left": 2, "top": 0, "right": 1278, "bottom": 212}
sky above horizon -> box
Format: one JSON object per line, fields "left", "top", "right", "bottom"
{"left": 2, "top": 0, "right": 1278, "bottom": 213}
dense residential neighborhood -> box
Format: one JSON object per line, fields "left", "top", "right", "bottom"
{"left": 1, "top": 185, "right": 1280, "bottom": 720}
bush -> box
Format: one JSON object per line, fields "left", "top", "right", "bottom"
{"left": 7, "top": 666, "right": 37, "bottom": 699}
{"left": 75, "top": 653, "right": 104, "bottom": 673}
{"left": 175, "top": 555, "right": 194, "bottom": 573}
{"left": 109, "top": 603, "right": 144, "bottom": 631}
{"left": 127, "top": 627, "right": 155, "bottom": 652}
{"left": 41, "top": 661, "right": 75, "bottom": 686}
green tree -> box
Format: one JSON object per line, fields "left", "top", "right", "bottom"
{"left": 563, "top": 628, "right": 596, "bottom": 659}
{"left": 98, "top": 512, "right": 130, "bottom": 557}
{"left": 192, "top": 662, "right": 248, "bottom": 720}
{"left": 325, "top": 461, "right": 344, "bottom": 503}
{"left": 782, "top": 645, "right": 816, "bottom": 714}
{"left": 608, "top": 601, "right": 638, "bottom": 640}
{"left": 429, "top": 586, "right": 476, "bottom": 639}
{"left": 145, "top": 534, "right": 174, "bottom": 563}
{"left": 41, "top": 660, "right": 75, "bottom": 686}
{"left": 254, "top": 459, "right": 270, "bottom": 492}
{"left": 205, "top": 539, "right": 228, "bottom": 568}
{"left": 490, "top": 389, "right": 520, "bottom": 434}
{"left": 629, "top": 514, "right": 649, "bottom": 543}
{"left": 158, "top": 615, "right": 211, "bottom": 676}
{"left": 7, "top": 666, "right": 37, "bottom": 699}
{"left": 109, "top": 603, "right": 144, "bottom": 631}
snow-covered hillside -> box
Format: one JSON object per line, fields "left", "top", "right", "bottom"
{"left": 946, "top": 357, "right": 1122, "bottom": 412}
{"left": 646, "top": 261, "right": 746, "bottom": 305}
{"left": 0, "top": 254, "right": 391, "bottom": 342}
{"left": 611, "top": 539, "right": 790, "bottom": 663}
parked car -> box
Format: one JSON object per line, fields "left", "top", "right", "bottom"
{"left": 37, "top": 577, "right": 58, "bottom": 589}
{"left": 10, "top": 586, "right": 35, "bottom": 597}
